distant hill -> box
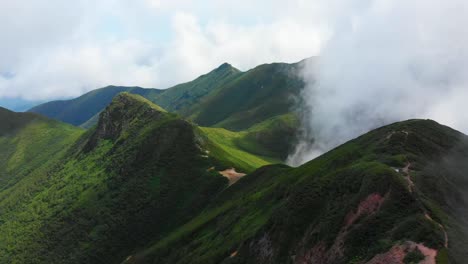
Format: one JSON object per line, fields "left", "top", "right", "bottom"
{"left": 28, "top": 86, "right": 163, "bottom": 126}
{"left": 29, "top": 60, "right": 307, "bottom": 160}
{"left": 29, "top": 61, "right": 304, "bottom": 132}
{"left": 187, "top": 62, "right": 304, "bottom": 131}
{"left": 151, "top": 62, "right": 243, "bottom": 115}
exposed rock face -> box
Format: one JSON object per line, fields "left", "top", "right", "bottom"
{"left": 84, "top": 93, "right": 167, "bottom": 151}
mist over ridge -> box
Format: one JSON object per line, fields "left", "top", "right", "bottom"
{"left": 288, "top": 0, "right": 468, "bottom": 165}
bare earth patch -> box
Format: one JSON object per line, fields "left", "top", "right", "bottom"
{"left": 219, "top": 168, "right": 246, "bottom": 185}
{"left": 366, "top": 241, "right": 437, "bottom": 264}
{"left": 294, "top": 193, "right": 387, "bottom": 264}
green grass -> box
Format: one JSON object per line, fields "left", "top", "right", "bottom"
{"left": 0, "top": 110, "right": 84, "bottom": 191}
{"left": 237, "top": 113, "right": 299, "bottom": 159}
{"left": 151, "top": 63, "right": 241, "bottom": 115}
{"left": 31, "top": 62, "right": 302, "bottom": 135}
{"left": 1, "top": 93, "right": 281, "bottom": 264}
{"left": 198, "top": 127, "right": 280, "bottom": 173}
{"left": 189, "top": 62, "right": 304, "bottom": 131}
{"left": 5, "top": 93, "right": 467, "bottom": 264}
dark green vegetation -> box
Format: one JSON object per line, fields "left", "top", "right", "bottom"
{"left": 404, "top": 249, "right": 425, "bottom": 264}
{"left": 0, "top": 94, "right": 278, "bottom": 263}
{"left": 0, "top": 107, "right": 83, "bottom": 190}
{"left": 5, "top": 59, "right": 467, "bottom": 263}
{"left": 184, "top": 62, "right": 304, "bottom": 131}
{"left": 30, "top": 62, "right": 303, "bottom": 132}
{"left": 2, "top": 90, "right": 468, "bottom": 264}
{"left": 29, "top": 61, "right": 305, "bottom": 161}
{"left": 126, "top": 119, "right": 468, "bottom": 264}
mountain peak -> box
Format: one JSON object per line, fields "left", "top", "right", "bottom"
{"left": 214, "top": 62, "right": 240, "bottom": 74}
{"left": 111, "top": 92, "right": 167, "bottom": 113}
{"left": 84, "top": 93, "right": 169, "bottom": 151}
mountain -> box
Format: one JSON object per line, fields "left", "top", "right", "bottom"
{"left": 186, "top": 62, "right": 304, "bottom": 131}
{"left": 0, "top": 93, "right": 276, "bottom": 263}
{"left": 151, "top": 62, "right": 242, "bottom": 115}
{"left": 27, "top": 63, "right": 241, "bottom": 128}
{"left": 29, "top": 61, "right": 303, "bottom": 132}
{"left": 0, "top": 107, "right": 82, "bottom": 190}
{"left": 28, "top": 61, "right": 306, "bottom": 161}
{"left": 3, "top": 91, "right": 468, "bottom": 263}
{"left": 124, "top": 119, "right": 468, "bottom": 264}
{"left": 28, "top": 86, "right": 163, "bottom": 126}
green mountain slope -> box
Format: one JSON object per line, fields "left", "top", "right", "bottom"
{"left": 29, "top": 61, "right": 302, "bottom": 132}
{"left": 28, "top": 61, "right": 306, "bottom": 161}
{"left": 28, "top": 63, "right": 241, "bottom": 128}
{"left": 28, "top": 86, "right": 163, "bottom": 126}
{"left": 0, "top": 107, "right": 83, "bottom": 191}
{"left": 128, "top": 119, "right": 468, "bottom": 264}
{"left": 188, "top": 62, "right": 304, "bottom": 131}
{"left": 151, "top": 63, "right": 242, "bottom": 114}
{"left": 0, "top": 93, "right": 275, "bottom": 264}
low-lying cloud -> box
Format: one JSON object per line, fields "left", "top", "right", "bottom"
{"left": 288, "top": 0, "right": 468, "bottom": 165}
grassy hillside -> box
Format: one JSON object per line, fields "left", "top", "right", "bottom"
{"left": 129, "top": 119, "right": 468, "bottom": 264}
{"left": 28, "top": 61, "right": 304, "bottom": 133}
{"left": 28, "top": 61, "right": 306, "bottom": 161}
{"left": 197, "top": 127, "right": 280, "bottom": 173}
{"left": 28, "top": 86, "right": 163, "bottom": 126}
{"left": 239, "top": 113, "right": 299, "bottom": 159}
{"left": 196, "top": 113, "right": 298, "bottom": 170}
{"left": 0, "top": 107, "right": 83, "bottom": 191}
{"left": 5, "top": 94, "right": 468, "bottom": 264}
{"left": 28, "top": 63, "right": 241, "bottom": 128}
{"left": 188, "top": 62, "right": 304, "bottom": 131}
{"left": 151, "top": 63, "right": 242, "bottom": 114}
{"left": 0, "top": 93, "right": 277, "bottom": 264}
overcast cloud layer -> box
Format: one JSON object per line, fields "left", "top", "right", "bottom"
{"left": 0, "top": 0, "right": 326, "bottom": 100}
{"left": 288, "top": 0, "right": 468, "bottom": 165}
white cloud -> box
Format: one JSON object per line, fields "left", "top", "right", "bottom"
{"left": 288, "top": 0, "right": 468, "bottom": 165}
{"left": 0, "top": 0, "right": 325, "bottom": 100}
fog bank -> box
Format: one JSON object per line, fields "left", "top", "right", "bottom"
{"left": 289, "top": 0, "right": 468, "bottom": 165}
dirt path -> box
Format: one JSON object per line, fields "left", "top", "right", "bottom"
{"left": 425, "top": 213, "right": 449, "bottom": 248}
{"left": 399, "top": 162, "right": 449, "bottom": 248}
{"left": 402, "top": 162, "right": 415, "bottom": 193}
{"left": 219, "top": 168, "right": 246, "bottom": 185}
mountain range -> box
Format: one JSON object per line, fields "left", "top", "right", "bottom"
{"left": 0, "top": 60, "right": 466, "bottom": 264}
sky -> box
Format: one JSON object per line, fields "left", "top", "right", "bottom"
{"left": 0, "top": 0, "right": 327, "bottom": 101}
{"left": 288, "top": 0, "right": 468, "bottom": 165}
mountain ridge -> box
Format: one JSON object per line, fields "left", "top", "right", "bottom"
{"left": 0, "top": 92, "right": 285, "bottom": 263}
{"left": 2, "top": 94, "right": 468, "bottom": 263}
{"left": 126, "top": 119, "right": 467, "bottom": 264}
{"left": 28, "top": 60, "right": 306, "bottom": 131}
